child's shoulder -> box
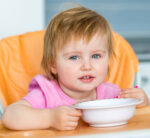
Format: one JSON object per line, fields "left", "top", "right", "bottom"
{"left": 28, "top": 74, "right": 57, "bottom": 92}
{"left": 30, "top": 74, "right": 54, "bottom": 84}
{"left": 99, "top": 82, "right": 120, "bottom": 89}
{"left": 97, "top": 82, "right": 120, "bottom": 99}
{"left": 32, "top": 74, "right": 49, "bottom": 80}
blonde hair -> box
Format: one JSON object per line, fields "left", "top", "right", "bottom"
{"left": 42, "top": 6, "right": 114, "bottom": 80}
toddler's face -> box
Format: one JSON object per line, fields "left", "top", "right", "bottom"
{"left": 51, "top": 33, "right": 109, "bottom": 96}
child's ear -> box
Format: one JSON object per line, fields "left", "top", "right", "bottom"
{"left": 50, "top": 66, "right": 57, "bottom": 74}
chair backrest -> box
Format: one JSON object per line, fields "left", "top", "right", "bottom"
{"left": 0, "top": 30, "right": 139, "bottom": 107}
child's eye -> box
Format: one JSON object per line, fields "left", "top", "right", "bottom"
{"left": 92, "top": 54, "right": 101, "bottom": 59}
{"left": 69, "top": 56, "right": 79, "bottom": 60}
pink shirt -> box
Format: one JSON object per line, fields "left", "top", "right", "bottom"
{"left": 23, "top": 75, "right": 120, "bottom": 109}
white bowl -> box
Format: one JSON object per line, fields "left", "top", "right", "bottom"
{"left": 73, "top": 98, "right": 143, "bottom": 127}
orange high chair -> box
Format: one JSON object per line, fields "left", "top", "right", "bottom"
{"left": 0, "top": 30, "right": 139, "bottom": 107}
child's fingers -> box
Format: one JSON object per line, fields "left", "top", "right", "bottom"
{"left": 68, "top": 109, "right": 82, "bottom": 117}
{"left": 68, "top": 116, "right": 80, "bottom": 122}
{"left": 119, "top": 92, "right": 144, "bottom": 100}
{"left": 121, "top": 88, "right": 143, "bottom": 93}
{"left": 65, "top": 126, "right": 76, "bottom": 130}
{"left": 66, "top": 121, "right": 78, "bottom": 128}
{"left": 119, "top": 93, "right": 135, "bottom": 98}
{"left": 61, "top": 121, "right": 78, "bottom": 130}
{"left": 121, "top": 88, "right": 136, "bottom": 93}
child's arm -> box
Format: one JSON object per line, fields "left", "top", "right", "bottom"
{"left": 2, "top": 100, "right": 82, "bottom": 130}
{"left": 119, "top": 88, "right": 149, "bottom": 107}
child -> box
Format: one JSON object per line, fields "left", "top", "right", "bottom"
{"left": 2, "top": 6, "right": 148, "bottom": 131}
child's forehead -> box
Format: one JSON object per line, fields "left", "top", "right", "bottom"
{"left": 65, "top": 32, "right": 106, "bottom": 44}
{"left": 61, "top": 33, "right": 108, "bottom": 51}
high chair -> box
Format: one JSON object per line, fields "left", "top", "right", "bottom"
{"left": 0, "top": 30, "right": 139, "bottom": 109}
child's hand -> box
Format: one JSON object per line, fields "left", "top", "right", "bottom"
{"left": 119, "top": 88, "right": 149, "bottom": 107}
{"left": 51, "top": 106, "right": 82, "bottom": 130}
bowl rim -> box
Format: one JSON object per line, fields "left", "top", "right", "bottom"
{"left": 72, "top": 98, "right": 144, "bottom": 109}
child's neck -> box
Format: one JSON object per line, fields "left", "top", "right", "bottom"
{"left": 75, "top": 90, "right": 97, "bottom": 103}
{"left": 59, "top": 84, "right": 97, "bottom": 103}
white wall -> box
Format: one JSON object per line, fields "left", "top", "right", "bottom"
{"left": 0, "top": 0, "right": 44, "bottom": 39}
{"left": 138, "top": 63, "right": 150, "bottom": 100}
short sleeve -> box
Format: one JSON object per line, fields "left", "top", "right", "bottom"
{"left": 97, "top": 83, "right": 120, "bottom": 99}
{"left": 22, "top": 77, "right": 47, "bottom": 109}
{"left": 23, "top": 74, "right": 76, "bottom": 109}
{"left": 23, "top": 88, "right": 46, "bottom": 109}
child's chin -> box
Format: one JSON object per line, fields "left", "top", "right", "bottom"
{"left": 79, "top": 87, "right": 96, "bottom": 92}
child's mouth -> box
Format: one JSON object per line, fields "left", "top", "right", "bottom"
{"left": 79, "top": 75, "right": 95, "bottom": 83}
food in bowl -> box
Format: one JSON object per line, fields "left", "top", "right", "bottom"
{"left": 73, "top": 98, "right": 143, "bottom": 127}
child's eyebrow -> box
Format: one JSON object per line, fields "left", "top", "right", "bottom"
{"left": 63, "top": 50, "right": 107, "bottom": 56}
{"left": 63, "top": 51, "right": 81, "bottom": 56}
{"left": 91, "top": 50, "right": 107, "bottom": 54}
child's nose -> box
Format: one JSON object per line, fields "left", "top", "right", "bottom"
{"left": 80, "top": 59, "right": 92, "bottom": 71}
